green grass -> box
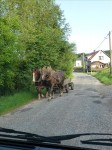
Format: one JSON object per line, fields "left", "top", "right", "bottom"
{"left": 91, "top": 68, "right": 109, "bottom": 72}
{"left": 0, "top": 91, "right": 37, "bottom": 116}
{"left": 94, "top": 71, "right": 112, "bottom": 85}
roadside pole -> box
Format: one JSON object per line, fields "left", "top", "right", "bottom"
{"left": 109, "top": 31, "right": 112, "bottom": 74}
{"left": 82, "top": 52, "right": 85, "bottom": 72}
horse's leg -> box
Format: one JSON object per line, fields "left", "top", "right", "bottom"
{"left": 38, "top": 93, "right": 41, "bottom": 100}
{"left": 48, "top": 85, "right": 54, "bottom": 101}
{"left": 36, "top": 87, "right": 40, "bottom": 100}
{"left": 60, "top": 89, "right": 63, "bottom": 96}
{"left": 52, "top": 90, "right": 54, "bottom": 99}
{"left": 36, "top": 87, "right": 39, "bottom": 100}
{"left": 38, "top": 86, "right": 44, "bottom": 100}
{"left": 44, "top": 86, "right": 48, "bottom": 98}
{"left": 45, "top": 91, "right": 48, "bottom": 98}
{"left": 41, "top": 88, "right": 44, "bottom": 98}
{"left": 47, "top": 86, "right": 51, "bottom": 101}
{"left": 60, "top": 84, "right": 64, "bottom": 96}
{"left": 58, "top": 85, "right": 62, "bottom": 96}
{"left": 60, "top": 90, "right": 63, "bottom": 96}
{"left": 51, "top": 86, "right": 54, "bottom": 99}
{"left": 51, "top": 84, "right": 55, "bottom": 99}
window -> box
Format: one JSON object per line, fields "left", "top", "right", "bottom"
{"left": 99, "top": 56, "right": 104, "bottom": 60}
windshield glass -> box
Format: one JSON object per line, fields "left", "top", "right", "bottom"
{"left": 0, "top": 0, "right": 112, "bottom": 150}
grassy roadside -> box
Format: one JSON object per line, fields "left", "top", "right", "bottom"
{"left": 0, "top": 91, "right": 37, "bottom": 116}
{"left": 94, "top": 72, "right": 112, "bottom": 85}
{"left": 88, "top": 68, "right": 112, "bottom": 85}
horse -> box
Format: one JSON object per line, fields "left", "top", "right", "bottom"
{"left": 32, "top": 69, "right": 46, "bottom": 100}
{"left": 41, "top": 66, "right": 65, "bottom": 101}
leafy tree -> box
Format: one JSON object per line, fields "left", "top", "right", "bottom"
{"left": 0, "top": 1, "right": 20, "bottom": 94}
{"left": 0, "top": 0, "right": 76, "bottom": 96}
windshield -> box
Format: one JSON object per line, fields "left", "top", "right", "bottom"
{"left": 0, "top": 0, "right": 112, "bottom": 150}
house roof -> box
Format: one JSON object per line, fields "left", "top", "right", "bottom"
{"left": 86, "top": 50, "right": 98, "bottom": 56}
{"left": 86, "top": 51, "right": 99, "bottom": 60}
{"left": 86, "top": 50, "right": 110, "bottom": 60}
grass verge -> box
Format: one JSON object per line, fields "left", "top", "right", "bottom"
{"left": 94, "top": 71, "right": 112, "bottom": 85}
{"left": 0, "top": 91, "right": 37, "bottom": 116}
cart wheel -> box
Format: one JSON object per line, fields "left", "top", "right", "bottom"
{"left": 70, "top": 82, "right": 74, "bottom": 90}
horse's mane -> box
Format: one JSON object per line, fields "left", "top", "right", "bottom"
{"left": 42, "top": 66, "right": 55, "bottom": 74}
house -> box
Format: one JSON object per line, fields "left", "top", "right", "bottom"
{"left": 86, "top": 50, "right": 110, "bottom": 68}
{"left": 75, "top": 56, "right": 83, "bottom": 67}
{"left": 75, "top": 50, "right": 110, "bottom": 69}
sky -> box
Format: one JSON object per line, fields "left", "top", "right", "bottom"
{"left": 55, "top": 0, "right": 112, "bottom": 54}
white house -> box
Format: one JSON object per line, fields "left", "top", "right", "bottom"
{"left": 86, "top": 50, "right": 110, "bottom": 68}
{"left": 75, "top": 57, "right": 83, "bottom": 67}
{"left": 75, "top": 50, "right": 110, "bottom": 69}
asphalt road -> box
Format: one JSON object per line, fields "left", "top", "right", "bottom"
{"left": 0, "top": 72, "right": 112, "bottom": 150}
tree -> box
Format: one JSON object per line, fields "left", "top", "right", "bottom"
{"left": 0, "top": 0, "right": 76, "bottom": 96}
{"left": 0, "top": 0, "right": 21, "bottom": 94}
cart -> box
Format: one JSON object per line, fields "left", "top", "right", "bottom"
{"left": 53, "top": 78, "right": 74, "bottom": 93}
{"left": 63, "top": 78, "right": 74, "bottom": 93}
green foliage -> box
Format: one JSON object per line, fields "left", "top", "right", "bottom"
{"left": 76, "top": 53, "right": 86, "bottom": 59}
{"left": 0, "top": 15, "right": 19, "bottom": 94}
{"left": 0, "top": 0, "right": 76, "bottom": 96}
{"left": 57, "top": 41, "right": 76, "bottom": 78}
{"left": 91, "top": 68, "right": 109, "bottom": 72}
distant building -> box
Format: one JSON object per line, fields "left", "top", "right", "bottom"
{"left": 86, "top": 50, "right": 110, "bottom": 68}
{"left": 75, "top": 50, "right": 110, "bottom": 69}
{"left": 75, "top": 56, "right": 83, "bottom": 67}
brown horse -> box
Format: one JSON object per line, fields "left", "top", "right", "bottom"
{"left": 41, "top": 66, "right": 65, "bottom": 101}
{"left": 32, "top": 69, "right": 46, "bottom": 100}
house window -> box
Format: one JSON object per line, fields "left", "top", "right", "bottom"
{"left": 99, "top": 56, "right": 104, "bottom": 60}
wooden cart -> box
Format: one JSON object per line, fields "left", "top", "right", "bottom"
{"left": 53, "top": 78, "right": 74, "bottom": 93}
{"left": 63, "top": 78, "right": 74, "bottom": 93}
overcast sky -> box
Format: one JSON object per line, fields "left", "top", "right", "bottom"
{"left": 55, "top": 0, "right": 112, "bottom": 54}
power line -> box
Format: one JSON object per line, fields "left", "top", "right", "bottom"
{"left": 94, "top": 33, "right": 109, "bottom": 51}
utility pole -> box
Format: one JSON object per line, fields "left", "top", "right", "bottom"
{"left": 109, "top": 31, "right": 112, "bottom": 74}
{"left": 82, "top": 52, "right": 85, "bottom": 72}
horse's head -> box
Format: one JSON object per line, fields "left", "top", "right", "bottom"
{"left": 41, "top": 66, "right": 52, "bottom": 81}
{"left": 32, "top": 69, "right": 41, "bottom": 82}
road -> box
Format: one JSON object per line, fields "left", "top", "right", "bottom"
{"left": 0, "top": 72, "right": 112, "bottom": 150}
